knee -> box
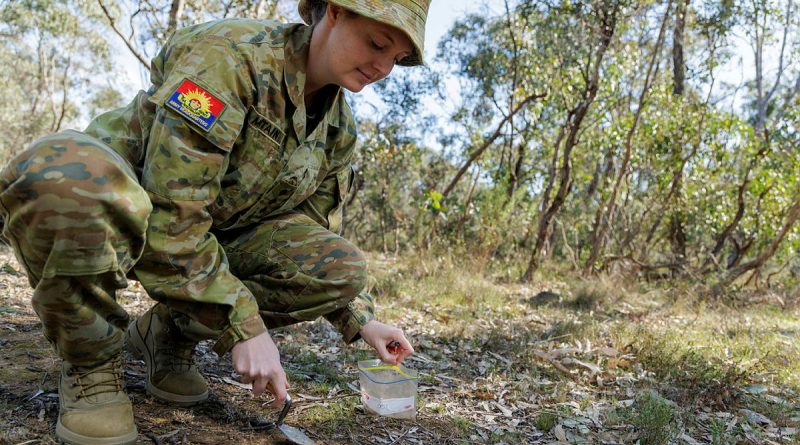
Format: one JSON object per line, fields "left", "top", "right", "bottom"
{"left": 316, "top": 237, "right": 369, "bottom": 300}
{"left": 2, "top": 134, "right": 150, "bottom": 223}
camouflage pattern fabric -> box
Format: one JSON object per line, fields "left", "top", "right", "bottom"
{"left": 172, "top": 212, "right": 374, "bottom": 352}
{"left": 0, "top": 19, "right": 375, "bottom": 362}
{"left": 0, "top": 131, "right": 149, "bottom": 366}
{"left": 297, "top": 0, "right": 431, "bottom": 66}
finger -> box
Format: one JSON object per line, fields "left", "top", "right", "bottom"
{"left": 252, "top": 375, "right": 269, "bottom": 397}
{"left": 394, "top": 336, "right": 414, "bottom": 364}
{"left": 240, "top": 373, "right": 254, "bottom": 385}
{"left": 375, "top": 343, "right": 396, "bottom": 365}
{"left": 269, "top": 374, "right": 289, "bottom": 408}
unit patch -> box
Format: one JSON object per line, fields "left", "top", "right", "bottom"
{"left": 166, "top": 79, "right": 226, "bottom": 131}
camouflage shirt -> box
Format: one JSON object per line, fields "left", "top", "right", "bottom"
{"left": 85, "top": 19, "right": 371, "bottom": 353}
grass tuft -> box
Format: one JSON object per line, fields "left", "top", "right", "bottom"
{"left": 630, "top": 392, "right": 678, "bottom": 445}
{"left": 533, "top": 411, "right": 557, "bottom": 431}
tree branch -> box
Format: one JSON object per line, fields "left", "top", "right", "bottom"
{"left": 442, "top": 91, "right": 546, "bottom": 198}
{"left": 97, "top": 0, "right": 151, "bottom": 71}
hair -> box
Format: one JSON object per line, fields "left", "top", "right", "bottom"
{"left": 309, "top": 0, "right": 328, "bottom": 26}
{"left": 308, "top": 1, "right": 356, "bottom": 27}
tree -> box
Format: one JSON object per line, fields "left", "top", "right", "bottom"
{"left": 0, "top": 0, "right": 120, "bottom": 163}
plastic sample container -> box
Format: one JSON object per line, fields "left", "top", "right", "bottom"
{"left": 358, "top": 359, "right": 418, "bottom": 420}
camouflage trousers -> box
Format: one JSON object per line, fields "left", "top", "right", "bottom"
{"left": 0, "top": 130, "right": 367, "bottom": 366}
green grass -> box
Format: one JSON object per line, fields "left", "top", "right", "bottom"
{"left": 300, "top": 397, "right": 360, "bottom": 427}
{"left": 629, "top": 392, "right": 678, "bottom": 445}
{"left": 708, "top": 418, "right": 736, "bottom": 445}
{"left": 533, "top": 411, "right": 557, "bottom": 431}
{"left": 360, "top": 251, "right": 800, "bottom": 442}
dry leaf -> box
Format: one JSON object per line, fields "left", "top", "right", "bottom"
{"left": 597, "top": 346, "right": 619, "bottom": 357}
{"left": 553, "top": 424, "right": 568, "bottom": 443}
{"left": 473, "top": 391, "right": 495, "bottom": 400}
{"left": 222, "top": 376, "right": 252, "bottom": 390}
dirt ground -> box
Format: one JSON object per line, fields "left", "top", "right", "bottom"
{"left": 2, "top": 245, "right": 800, "bottom": 445}
{"left": 0, "top": 246, "right": 521, "bottom": 445}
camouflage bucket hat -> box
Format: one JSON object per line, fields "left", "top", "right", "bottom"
{"left": 298, "top": 0, "right": 430, "bottom": 66}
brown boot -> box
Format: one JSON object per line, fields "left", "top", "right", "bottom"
{"left": 56, "top": 356, "right": 138, "bottom": 445}
{"left": 126, "top": 303, "right": 208, "bottom": 405}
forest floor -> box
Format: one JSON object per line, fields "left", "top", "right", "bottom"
{"left": 1, "top": 245, "right": 799, "bottom": 445}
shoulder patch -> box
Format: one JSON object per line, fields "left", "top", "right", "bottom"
{"left": 165, "top": 79, "right": 226, "bottom": 132}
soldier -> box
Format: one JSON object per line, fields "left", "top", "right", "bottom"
{"left": 0, "top": 0, "right": 430, "bottom": 443}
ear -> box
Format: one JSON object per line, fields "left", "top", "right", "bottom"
{"left": 326, "top": 4, "right": 345, "bottom": 23}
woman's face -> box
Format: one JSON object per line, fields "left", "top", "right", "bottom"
{"left": 324, "top": 8, "right": 414, "bottom": 92}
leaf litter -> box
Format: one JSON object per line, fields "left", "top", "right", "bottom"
{"left": 1, "top": 249, "right": 799, "bottom": 444}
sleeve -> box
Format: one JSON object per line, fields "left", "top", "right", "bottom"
{"left": 325, "top": 290, "right": 375, "bottom": 344}
{"left": 133, "top": 34, "right": 267, "bottom": 355}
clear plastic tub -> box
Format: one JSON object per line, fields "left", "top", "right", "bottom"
{"left": 358, "top": 359, "right": 418, "bottom": 420}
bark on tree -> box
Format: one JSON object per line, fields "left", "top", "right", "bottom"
{"left": 666, "top": 0, "right": 688, "bottom": 270}
{"left": 521, "top": 1, "right": 620, "bottom": 282}
{"left": 712, "top": 194, "right": 800, "bottom": 295}
{"left": 584, "top": 0, "right": 673, "bottom": 274}
{"left": 167, "top": 0, "right": 185, "bottom": 38}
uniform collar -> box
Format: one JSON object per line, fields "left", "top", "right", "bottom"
{"left": 283, "top": 24, "right": 343, "bottom": 140}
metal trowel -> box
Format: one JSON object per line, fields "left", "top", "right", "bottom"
{"left": 274, "top": 394, "right": 317, "bottom": 445}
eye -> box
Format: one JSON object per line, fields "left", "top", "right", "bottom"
{"left": 371, "top": 40, "right": 386, "bottom": 51}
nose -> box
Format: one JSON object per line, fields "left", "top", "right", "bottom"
{"left": 373, "top": 55, "right": 395, "bottom": 80}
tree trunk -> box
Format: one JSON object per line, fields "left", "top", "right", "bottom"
{"left": 522, "top": 1, "right": 620, "bottom": 281}
{"left": 167, "top": 0, "right": 185, "bottom": 38}
{"left": 666, "top": 0, "right": 688, "bottom": 270}
{"left": 671, "top": 0, "right": 687, "bottom": 96}
{"left": 712, "top": 194, "right": 800, "bottom": 295}
{"left": 584, "top": 0, "right": 672, "bottom": 274}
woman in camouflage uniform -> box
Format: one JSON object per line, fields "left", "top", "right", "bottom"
{"left": 0, "top": 1, "right": 429, "bottom": 443}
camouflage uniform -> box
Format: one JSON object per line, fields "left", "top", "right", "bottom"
{"left": 0, "top": 20, "right": 376, "bottom": 366}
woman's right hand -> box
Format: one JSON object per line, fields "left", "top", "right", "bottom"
{"left": 231, "top": 331, "right": 289, "bottom": 408}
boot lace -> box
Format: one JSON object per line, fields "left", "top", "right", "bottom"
{"left": 157, "top": 327, "right": 196, "bottom": 372}
{"left": 70, "top": 356, "right": 124, "bottom": 399}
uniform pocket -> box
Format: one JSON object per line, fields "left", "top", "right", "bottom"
{"left": 327, "top": 167, "right": 354, "bottom": 234}
{"left": 210, "top": 120, "right": 283, "bottom": 228}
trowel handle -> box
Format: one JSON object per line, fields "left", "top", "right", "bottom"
{"left": 276, "top": 394, "right": 293, "bottom": 425}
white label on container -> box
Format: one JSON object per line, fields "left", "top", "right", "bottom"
{"left": 361, "top": 390, "right": 415, "bottom": 415}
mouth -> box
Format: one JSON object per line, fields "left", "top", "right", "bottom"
{"left": 356, "top": 69, "right": 373, "bottom": 83}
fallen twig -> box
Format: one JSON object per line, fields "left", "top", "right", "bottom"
{"left": 388, "top": 425, "right": 418, "bottom": 445}
{"left": 533, "top": 350, "right": 577, "bottom": 380}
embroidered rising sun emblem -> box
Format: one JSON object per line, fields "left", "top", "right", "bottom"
{"left": 166, "top": 79, "right": 226, "bottom": 132}
{"left": 178, "top": 89, "right": 213, "bottom": 119}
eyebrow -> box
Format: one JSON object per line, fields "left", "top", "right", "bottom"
{"left": 379, "top": 30, "right": 395, "bottom": 46}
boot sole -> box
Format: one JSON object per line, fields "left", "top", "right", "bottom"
{"left": 56, "top": 418, "right": 137, "bottom": 445}
{"left": 126, "top": 322, "right": 209, "bottom": 406}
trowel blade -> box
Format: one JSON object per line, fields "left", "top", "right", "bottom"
{"left": 278, "top": 423, "right": 317, "bottom": 445}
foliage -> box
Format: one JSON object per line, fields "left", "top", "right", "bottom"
{"left": 0, "top": 0, "right": 121, "bottom": 163}
{"left": 629, "top": 392, "right": 679, "bottom": 445}
{"left": 347, "top": 0, "right": 800, "bottom": 292}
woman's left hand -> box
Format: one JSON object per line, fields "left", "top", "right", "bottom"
{"left": 359, "top": 320, "right": 414, "bottom": 365}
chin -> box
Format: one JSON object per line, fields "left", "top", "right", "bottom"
{"left": 341, "top": 81, "right": 367, "bottom": 93}
{"left": 344, "top": 84, "right": 366, "bottom": 93}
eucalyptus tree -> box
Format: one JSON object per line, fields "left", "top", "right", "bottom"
{"left": 0, "top": 0, "right": 119, "bottom": 163}
{"left": 521, "top": 0, "right": 627, "bottom": 280}
{"left": 95, "top": 0, "right": 294, "bottom": 71}
{"left": 705, "top": 0, "right": 800, "bottom": 291}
